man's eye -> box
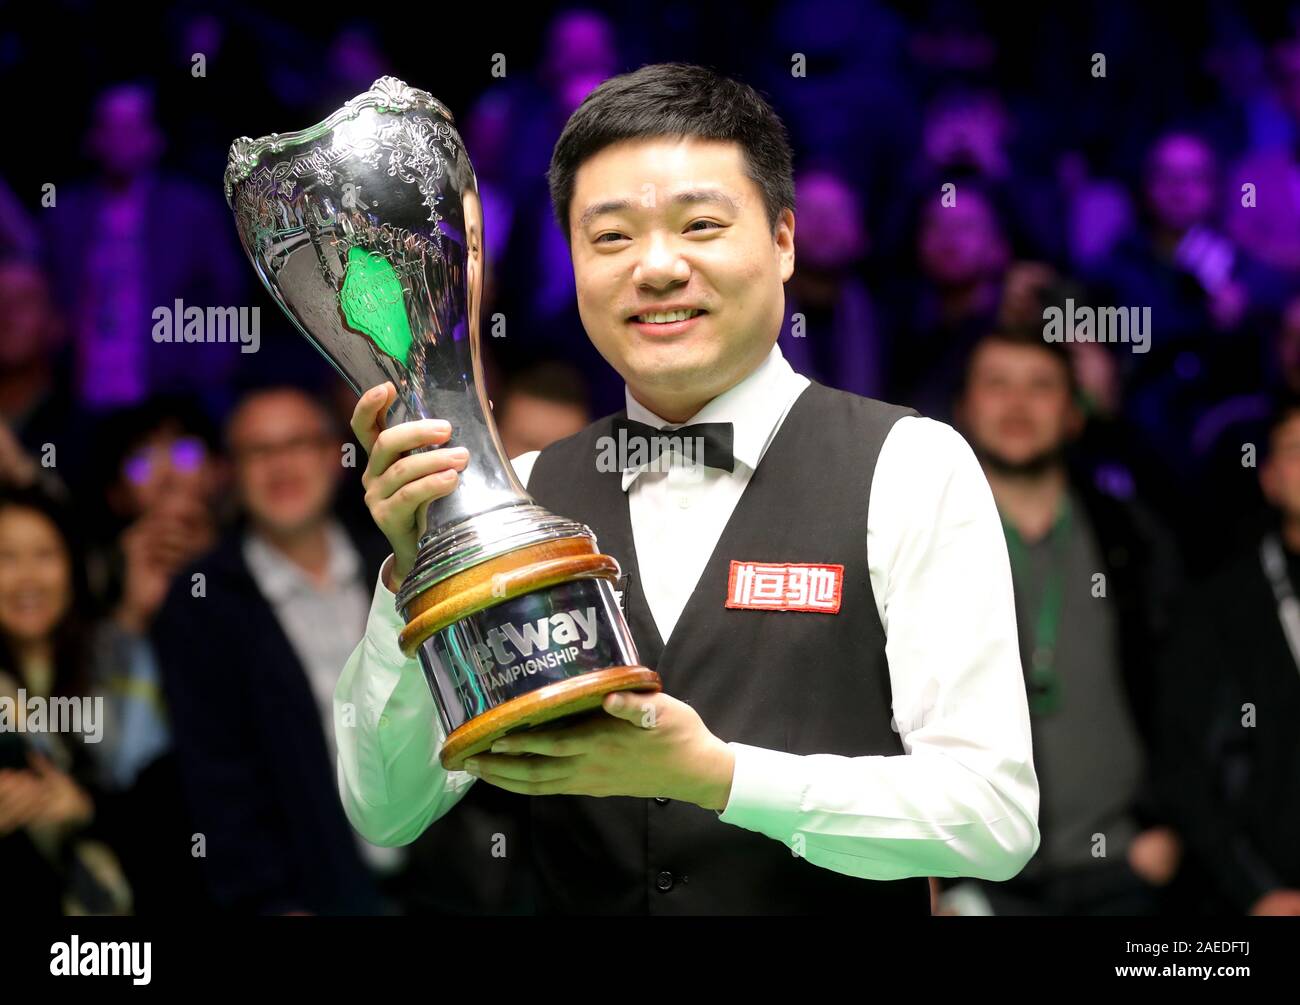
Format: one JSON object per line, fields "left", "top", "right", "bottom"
{"left": 686, "top": 220, "right": 721, "bottom": 232}
{"left": 594, "top": 232, "right": 626, "bottom": 244}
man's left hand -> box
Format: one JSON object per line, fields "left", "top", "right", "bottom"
{"left": 464, "top": 691, "right": 735, "bottom": 811}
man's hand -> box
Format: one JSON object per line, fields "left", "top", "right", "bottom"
{"left": 351, "top": 382, "right": 470, "bottom": 590}
{"left": 1249, "top": 889, "right": 1300, "bottom": 916}
{"left": 0, "top": 421, "right": 38, "bottom": 488}
{"left": 1126, "top": 825, "right": 1182, "bottom": 886}
{"left": 0, "top": 767, "right": 45, "bottom": 836}
{"left": 0, "top": 754, "right": 93, "bottom": 835}
{"left": 26, "top": 753, "right": 93, "bottom": 829}
{"left": 464, "top": 690, "right": 736, "bottom": 811}
{"left": 115, "top": 493, "right": 214, "bottom": 634}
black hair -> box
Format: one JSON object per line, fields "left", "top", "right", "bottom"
{"left": 911, "top": 172, "right": 1012, "bottom": 244}
{"left": 547, "top": 62, "right": 795, "bottom": 241}
{"left": 959, "top": 327, "right": 1080, "bottom": 400}
{"left": 501, "top": 360, "right": 590, "bottom": 413}
{"left": 92, "top": 395, "right": 221, "bottom": 493}
{"left": 224, "top": 383, "right": 343, "bottom": 450}
{"left": 0, "top": 484, "right": 93, "bottom": 700}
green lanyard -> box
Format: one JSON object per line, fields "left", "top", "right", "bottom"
{"left": 1002, "top": 497, "right": 1072, "bottom": 716}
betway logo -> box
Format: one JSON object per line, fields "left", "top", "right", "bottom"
{"left": 469, "top": 606, "right": 599, "bottom": 671}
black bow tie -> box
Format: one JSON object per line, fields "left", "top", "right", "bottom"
{"left": 610, "top": 417, "right": 735, "bottom": 473}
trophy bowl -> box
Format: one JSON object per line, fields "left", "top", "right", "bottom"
{"left": 224, "top": 77, "right": 660, "bottom": 769}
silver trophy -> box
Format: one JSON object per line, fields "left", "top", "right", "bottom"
{"left": 224, "top": 77, "right": 658, "bottom": 769}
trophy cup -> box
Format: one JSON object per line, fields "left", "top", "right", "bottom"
{"left": 224, "top": 77, "right": 659, "bottom": 769}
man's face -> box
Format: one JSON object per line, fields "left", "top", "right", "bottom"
{"left": 1262, "top": 414, "right": 1300, "bottom": 518}
{"left": 498, "top": 392, "right": 589, "bottom": 458}
{"left": 228, "top": 392, "right": 340, "bottom": 536}
{"left": 118, "top": 424, "right": 219, "bottom": 517}
{"left": 794, "top": 170, "right": 864, "bottom": 271}
{"left": 90, "top": 87, "right": 163, "bottom": 179}
{"left": 959, "top": 341, "right": 1079, "bottom": 471}
{"left": 0, "top": 262, "right": 59, "bottom": 368}
{"left": 568, "top": 137, "right": 794, "bottom": 418}
{"left": 1145, "top": 135, "right": 1216, "bottom": 233}
{"left": 919, "top": 193, "right": 1005, "bottom": 288}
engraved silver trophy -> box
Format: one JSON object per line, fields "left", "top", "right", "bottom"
{"left": 224, "top": 77, "right": 658, "bottom": 769}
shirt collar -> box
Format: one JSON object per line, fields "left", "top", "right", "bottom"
{"left": 243, "top": 520, "right": 361, "bottom": 604}
{"left": 620, "top": 342, "right": 809, "bottom": 491}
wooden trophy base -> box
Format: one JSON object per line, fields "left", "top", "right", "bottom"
{"left": 439, "top": 665, "right": 661, "bottom": 770}
{"left": 396, "top": 534, "right": 661, "bottom": 772}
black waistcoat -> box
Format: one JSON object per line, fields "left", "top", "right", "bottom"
{"left": 523, "top": 379, "right": 931, "bottom": 915}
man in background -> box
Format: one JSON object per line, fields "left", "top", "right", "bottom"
{"left": 153, "top": 387, "right": 393, "bottom": 913}
{"left": 42, "top": 83, "right": 244, "bottom": 417}
{"left": 493, "top": 359, "right": 591, "bottom": 459}
{"left": 1157, "top": 395, "right": 1300, "bottom": 915}
{"left": 951, "top": 328, "right": 1183, "bottom": 914}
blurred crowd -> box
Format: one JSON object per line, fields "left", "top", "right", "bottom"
{"left": 1, "top": 2, "right": 1300, "bottom": 915}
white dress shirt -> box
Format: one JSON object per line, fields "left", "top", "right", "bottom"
{"left": 334, "top": 343, "right": 1040, "bottom": 883}
{"left": 244, "top": 521, "right": 401, "bottom": 872}
{"left": 244, "top": 521, "right": 370, "bottom": 746}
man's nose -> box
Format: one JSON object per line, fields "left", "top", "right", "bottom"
{"left": 632, "top": 232, "right": 690, "bottom": 289}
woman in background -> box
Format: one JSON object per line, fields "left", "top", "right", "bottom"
{"left": 0, "top": 484, "right": 129, "bottom": 914}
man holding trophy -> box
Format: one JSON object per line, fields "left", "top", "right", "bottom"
{"left": 226, "top": 63, "right": 1039, "bottom": 914}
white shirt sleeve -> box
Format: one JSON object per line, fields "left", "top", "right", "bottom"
{"left": 333, "top": 450, "right": 541, "bottom": 846}
{"left": 716, "top": 416, "right": 1041, "bottom": 882}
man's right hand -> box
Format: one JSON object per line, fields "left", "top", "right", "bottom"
{"left": 351, "top": 382, "right": 470, "bottom": 592}
{"left": 1249, "top": 889, "right": 1300, "bottom": 916}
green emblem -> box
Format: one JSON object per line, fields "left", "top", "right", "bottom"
{"left": 339, "top": 247, "right": 413, "bottom": 364}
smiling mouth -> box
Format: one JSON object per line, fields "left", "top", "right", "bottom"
{"left": 630, "top": 308, "right": 707, "bottom": 324}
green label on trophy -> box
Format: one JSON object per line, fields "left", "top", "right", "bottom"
{"left": 339, "top": 247, "right": 413, "bottom": 365}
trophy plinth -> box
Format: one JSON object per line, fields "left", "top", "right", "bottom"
{"left": 224, "top": 77, "right": 659, "bottom": 769}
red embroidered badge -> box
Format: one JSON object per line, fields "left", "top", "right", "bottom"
{"left": 725, "top": 561, "right": 844, "bottom": 613}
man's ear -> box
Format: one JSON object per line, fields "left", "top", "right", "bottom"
{"left": 207, "top": 455, "right": 232, "bottom": 500}
{"left": 776, "top": 207, "right": 795, "bottom": 282}
{"left": 1065, "top": 396, "right": 1087, "bottom": 442}
{"left": 326, "top": 439, "right": 345, "bottom": 486}
{"left": 1260, "top": 454, "right": 1279, "bottom": 506}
